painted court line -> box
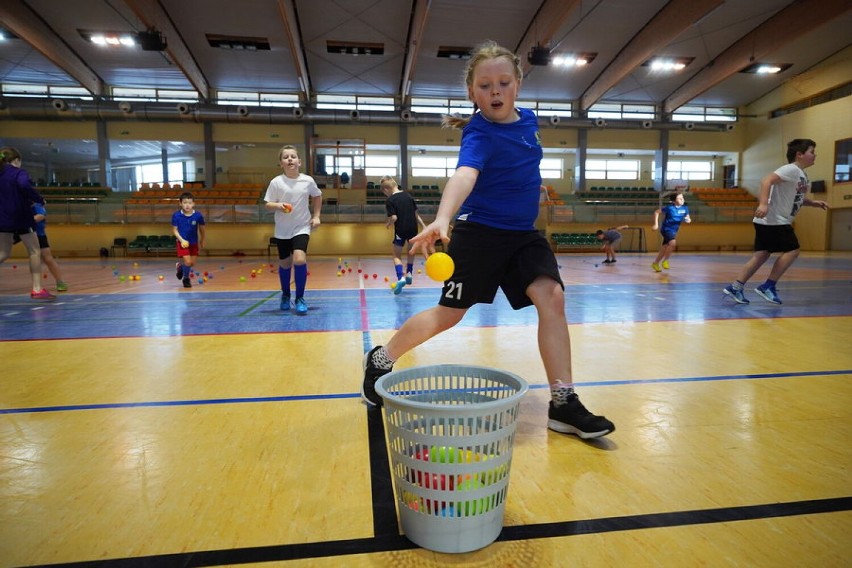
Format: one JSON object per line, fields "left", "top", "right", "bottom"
{"left": 2, "top": 369, "right": 847, "bottom": 415}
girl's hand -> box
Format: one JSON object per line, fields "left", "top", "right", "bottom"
{"left": 409, "top": 218, "right": 450, "bottom": 256}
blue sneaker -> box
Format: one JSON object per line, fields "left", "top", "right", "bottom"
{"left": 405, "top": 272, "right": 413, "bottom": 285}
{"left": 392, "top": 279, "right": 406, "bottom": 295}
{"left": 723, "top": 285, "right": 749, "bottom": 304}
{"left": 294, "top": 297, "right": 308, "bottom": 314}
{"left": 755, "top": 285, "right": 782, "bottom": 304}
{"left": 280, "top": 294, "right": 291, "bottom": 311}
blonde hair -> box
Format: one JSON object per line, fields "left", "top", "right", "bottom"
{"left": 442, "top": 41, "right": 522, "bottom": 130}
{"left": 278, "top": 144, "right": 299, "bottom": 160}
{"left": 379, "top": 175, "right": 398, "bottom": 190}
{"left": 0, "top": 146, "right": 22, "bottom": 164}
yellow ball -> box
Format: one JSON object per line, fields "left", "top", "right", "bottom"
{"left": 424, "top": 252, "right": 454, "bottom": 282}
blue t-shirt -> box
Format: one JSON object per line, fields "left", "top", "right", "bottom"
{"left": 171, "top": 210, "right": 205, "bottom": 244}
{"left": 32, "top": 202, "right": 47, "bottom": 236}
{"left": 454, "top": 108, "right": 543, "bottom": 230}
{"left": 661, "top": 204, "right": 689, "bottom": 235}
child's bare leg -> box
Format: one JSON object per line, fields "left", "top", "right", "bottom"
{"left": 384, "top": 305, "right": 467, "bottom": 361}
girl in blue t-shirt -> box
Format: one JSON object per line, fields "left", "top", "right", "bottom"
{"left": 361, "top": 41, "right": 614, "bottom": 440}
{"left": 651, "top": 192, "right": 691, "bottom": 272}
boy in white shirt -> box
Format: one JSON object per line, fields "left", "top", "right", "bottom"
{"left": 723, "top": 138, "right": 828, "bottom": 305}
{"left": 264, "top": 145, "right": 322, "bottom": 314}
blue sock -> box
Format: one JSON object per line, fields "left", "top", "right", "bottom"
{"left": 294, "top": 263, "right": 308, "bottom": 298}
{"left": 395, "top": 264, "right": 404, "bottom": 280}
{"left": 406, "top": 263, "right": 414, "bottom": 275}
{"left": 278, "top": 266, "right": 291, "bottom": 295}
{"left": 764, "top": 279, "right": 777, "bottom": 289}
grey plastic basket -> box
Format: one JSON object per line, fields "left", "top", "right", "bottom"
{"left": 375, "top": 364, "right": 528, "bottom": 553}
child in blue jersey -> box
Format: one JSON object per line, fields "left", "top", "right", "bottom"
{"left": 361, "top": 41, "right": 614, "bottom": 439}
{"left": 723, "top": 139, "right": 828, "bottom": 305}
{"left": 381, "top": 175, "right": 426, "bottom": 294}
{"left": 651, "top": 193, "right": 691, "bottom": 272}
{"left": 172, "top": 192, "right": 206, "bottom": 288}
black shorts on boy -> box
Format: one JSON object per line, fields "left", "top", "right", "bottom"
{"left": 753, "top": 223, "right": 799, "bottom": 253}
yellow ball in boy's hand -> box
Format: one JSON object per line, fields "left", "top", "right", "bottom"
{"left": 424, "top": 252, "right": 454, "bottom": 282}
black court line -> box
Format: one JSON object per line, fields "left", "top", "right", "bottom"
{"left": 366, "top": 406, "right": 399, "bottom": 538}
{"left": 23, "top": 496, "right": 851, "bottom": 567}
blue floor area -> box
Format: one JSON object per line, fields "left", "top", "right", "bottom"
{"left": 1, "top": 279, "right": 851, "bottom": 341}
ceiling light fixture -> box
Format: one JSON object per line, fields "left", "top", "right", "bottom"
{"left": 207, "top": 35, "right": 270, "bottom": 51}
{"left": 643, "top": 57, "right": 694, "bottom": 72}
{"left": 79, "top": 29, "right": 166, "bottom": 51}
{"left": 740, "top": 62, "right": 792, "bottom": 74}
{"left": 551, "top": 53, "right": 597, "bottom": 67}
{"left": 327, "top": 41, "right": 384, "bottom": 56}
{"left": 437, "top": 46, "right": 472, "bottom": 60}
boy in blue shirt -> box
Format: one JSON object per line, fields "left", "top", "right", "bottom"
{"left": 651, "top": 193, "right": 691, "bottom": 272}
{"left": 172, "top": 192, "right": 206, "bottom": 288}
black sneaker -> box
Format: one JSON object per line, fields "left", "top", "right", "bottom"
{"left": 547, "top": 395, "right": 614, "bottom": 439}
{"left": 183, "top": 277, "right": 192, "bottom": 288}
{"left": 601, "top": 259, "right": 612, "bottom": 264}
{"left": 175, "top": 262, "right": 184, "bottom": 280}
{"left": 361, "top": 346, "right": 392, "bottom": 408}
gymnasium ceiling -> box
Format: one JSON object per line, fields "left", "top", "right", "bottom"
{"left": 1, "top": 0, "right": 850, "bottom": 167}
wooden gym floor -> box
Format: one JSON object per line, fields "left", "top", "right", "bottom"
{"left": 1, "top": 251, "right": 851, "bottom": 567}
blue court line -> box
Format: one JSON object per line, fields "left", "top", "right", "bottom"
{"left": 2, "top": 368, "right": 847, "bottom": 415}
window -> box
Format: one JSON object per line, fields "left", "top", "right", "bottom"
{"left": 1, "top": 84, "right": 92, "bottom": 99}
{"left": 540, "top": 158, "right": 563, "bottom": 179}
{"left": 260, "top": 93, "right": 299, "bottom": 107}
{"left": 315, "top": 94, "right": 395, "bottom": 111}
{"left": 217, "top": 91, "right": 300, "bottom": 108}
{"left": 537, "top": 101, "right": 573, "bottom": 117}
{"left": 588, "top": 103, "right": 655, "bottom": 120}
{"left": 667, "top": 160, "right": 713, "bottom": 181}
{"left": 671, "top": 106, "right": 736, "bottom": 122}
{"left": 586, "top": 159, "right": 640, "bottom": 180}
{"left": 410, "top": 98, "right": 473, "bottom": 115}
{"left": 113, "top": 87, "right": 198, "bottom": 102}
{"left": 412, "top": 155, "right": 455, "bottom": 178}
{"left": 134, "top": 160, "right": 193, "bottom": 186}
{"left": 365, "top": 155, "right": 398, "bottom": 177}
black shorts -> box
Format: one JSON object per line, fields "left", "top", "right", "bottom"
{"left": 438, "top": 221, "right": 563, "bottom": 310}
{"left": 11, "top": 232, "right": 47, "bottom": 247}
{"left": 392, "top": 232, "right": 416, "bottom": 247}
{"left": 275, "top": 233, "right": 310, "bottom": 259}
{"left": 753, "top": 223, "right": 799, "bottom": 253}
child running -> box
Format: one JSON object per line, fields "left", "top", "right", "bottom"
{"left": 651, "top": 193, "right": 691, "bottom": 272}
{"left": 32, "top": 201, "right": 68, "bottom": 291}
{"left": 264, "top": 145, "right": 322, "bottom": 314}
{"left": 723, "top": 138, "right": 828, "bottom": 304}
{"left": 361, "top": 41, "right": 614, "bottom": 439}
{"left": 172, "top": 192, "right": 206, "bottom": 288}
{"left": 381, "top": 175, "right": 426, "bottom": 294}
